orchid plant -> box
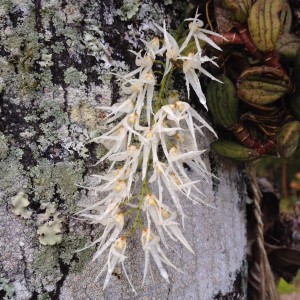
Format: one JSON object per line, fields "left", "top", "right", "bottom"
{"left": 77, "top": 11, "right": 222, "bottom": 293}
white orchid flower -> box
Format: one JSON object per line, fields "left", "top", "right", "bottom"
{"left": 155, "top": 101, "right": 217, "bottom": 151}
{"left": 76, "top": 212, "right": 124, "bottom": 261}
{"left": 180, "top": 52, "right": 222, "bottom": 110}
{"left": 143, "top": 193, "right": 194, "bottom": 254}
{"left": 182, "top": 12, "right": 224, "bottom": 53}
{"left": 97, "top": 98, "right": 135, "bottom": 123}
{"left": 124, "top": 50, "right": 154, "bottom": 79}
{"left": 143, "top": 193, "right": 168, "bottom": 247}
{"left": 91, "top": 114, "right": 144, "bottom": 164}
{"left": 107, "top": 145, "right": 141, "bottom": 194}
{"left": 141, "top": 228, "right": 182, "bottom": 285}
{"left": 139, "top": 127, "right": 159, "bottom": 180}
{"left": 92, "top": 212, "right": 124, "bottom": 261}
{"left": 138, "top": 70, "right": 156, "bottom": 126}
{"left": 76, "top": 198, "right": 121, "bottom": 225}
{"left": 154, "top": 21, "right": 180, "bottom": 76}
{"left": 149, "top": 161, "right": 185, "bottom": 221}
{"left": 95, "top": 237, "right": 137, "bottom": 294}
{"left": 140, "top": 36, "right": 162, "bottom": 59}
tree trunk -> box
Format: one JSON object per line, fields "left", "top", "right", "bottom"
{"left": 0, "top": 1, "right": 247, "bottom": 299}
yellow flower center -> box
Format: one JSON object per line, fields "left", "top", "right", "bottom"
{"left": 161, "top": 209, "right": 169, "bottom": 219}
{"left": 114, "top": 180, "right": 126, "bottom": 193}
{"left": 128, "top": 112, "right": 137, "bottom": 125}
{"left": 115, "top": 237, "right": 126, "bottom": 251}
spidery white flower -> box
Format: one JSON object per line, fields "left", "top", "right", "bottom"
{"left": 77, "top": 10, "right": 222, "bottom": 293}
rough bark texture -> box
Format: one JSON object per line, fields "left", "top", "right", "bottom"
{"left": 0, "top": 1, "right": 247, "bottom": 299}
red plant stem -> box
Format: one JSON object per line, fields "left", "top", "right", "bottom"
{"left": 263, "top": 51, "right": 286, "bottom": 75}
{"left": 231, "top": 124, "right": 276, "bottom": 155}
{"left": 210, "top": 27, "right": 287, "bottom": 75}
{"left": 238, "top": 27, "right": 265, "bottom": 60}
{"left": 209, "top": 32, "right": 243, "bottom": 45}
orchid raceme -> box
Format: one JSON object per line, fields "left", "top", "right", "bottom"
{"left": 77, "top": 11, "right": 221, "bottom": 292}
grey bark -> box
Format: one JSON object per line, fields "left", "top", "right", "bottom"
{"left": 0, "top": 1, "right": 247, "bottom": 299}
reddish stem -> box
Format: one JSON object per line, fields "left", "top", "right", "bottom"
{"left": 210, "top": 27, "right": 287, "bottom": 75}
{"left": 238, "top": 27, "right": 264, "bottom": 60}
{"left": 210, "top": 32, "right": 243, "bottom": 45}
{"left": 231, "top": 124, "right": 276, "bottom": 155}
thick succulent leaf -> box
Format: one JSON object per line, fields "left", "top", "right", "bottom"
{"left": 223, "top": 0, "right": 252, "bottom": 23}
{"left": 248, "top": 0, "right": 283, "bottom": 52}
{"left": 237, "top": 66, "right": 291, "bottom": 105}
{"left": 277, "top": 34, "right": 300, "bottom": 62}
{"left": 276, "top": 121, "right": 300, "bottom": 158}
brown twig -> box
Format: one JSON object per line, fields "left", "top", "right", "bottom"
{"left": 205, "top": 0, "right": 214, "bottom": 32}
{"left": 249, "top": 164, "right": 279, "bottom": 300}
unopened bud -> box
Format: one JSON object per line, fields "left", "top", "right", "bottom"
{"left": 145, "top": 193, "right": 157, "bottom": 206}
{"left": 151, "top": 37, "right": 160, "bottom": 51}
{"left": 175, "top": 101, "right": 185, "bottom": 112}
{"left": 161, "top": 209, "right": 169, "bottom": 219}
{"left": 146, "top": 129, "right": 154, "bottom": 139}
{"left": 169, "top": 146, "right": 179, "bottom": 156}
{"left": 170, "top": 172, "right": 181, "bottom": 185}
{"left": 128, "top": 113, "right": 137, "bottom": 125}
{"left": 145, "top": 71, "right": 154, "bottom": 82}
{"left": 115, "top": 213, "right": 124, "bottom": 224}
{"left": 128, "top": 144, "right": 137, "bottom": 156}
{"left": 115, "top": 236, "right": 126, "bottom": 251}
{"left": 114, "top": 180, "right": 126, "bottom": 193}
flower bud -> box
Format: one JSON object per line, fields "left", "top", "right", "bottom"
{"left": 115, "top": 236, "right": 126, "bottom": 251}
{"left": 128, "top": 112, "right": 138, "bottom": 125}
{"left": 161, "top": 209, "right": 170, "bottom": 219}
{"left": 115, "top": 213, "right": 124, "bottom": 224}
{"left": 151, "top": 37, "right": 160, "bottom": 51}
{"left": 127, "top": 144, "right": 139, "bottom": 157}
{"left": 114, "top": 180, "right": 126, "bottom": 193}
{"left": 169, "top": 145, "right": 179, "bottom": 156}
{"left": 145, "top": 193, "right": 157, "bottom": 206}
{"left": 175, "top": 101, "right": 185, "bottom": 112}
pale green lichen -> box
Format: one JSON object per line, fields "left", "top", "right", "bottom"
{"left": 37, "top": 293, "right": 51, "bottom": 300}
{"left": 30, "top": 160, "right": 56, "bottom": 203}
{"left": 116, "top": 0, "right": 141, "bottom": 20}
{"left": 51, "top": 41, "right": 65, "bottom": 54}
{"left": 0, "top": 4, "right": 46, "bottom": 98}
{"left": 32, "top": 246, "right": 62, "bottom": 285}
{"left": 30, "top": 159, "right": 84, "bottom": 212}
{"left": 11, "top": 191, "right": 32, "bottom": 219}
{"left": 64, "top": 67, "right": 88, "bottom": 87}
{"left": 53, "top": 161, "right": 85, "bottom": 211}
{"left": 0, "top": 277, "right": 15, "bottom": 299}
{"left": 0, "top": 148, "right": 26, "bottom": 205}
{"left": 6, "top": 38, "right": 41, "bottom": 95}
{"left": 63, "top": 3, "right": 82, "bottom": 24}
{"left": 59, "top": 235, "right": 93, "bottom": 273}
{"left": 36, "top": 101, "right": 69, "bottom": 152}
{"left": 37, "top": 202, "right": 64, "bottom": 246}
{"left": 69, "top": 243, "right": 94, "bottom": 274}
{"left": 0, "top": 133, "right": 9, "bottom": 160}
